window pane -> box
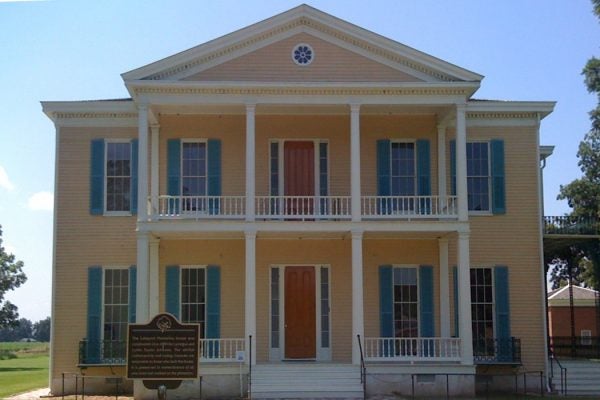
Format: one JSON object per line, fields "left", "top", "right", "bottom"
{"left": 393, "top": 267, "right": 419, "bottom": 338}
{"left": 103, "top": 269, "right": 129, "bottom": 349}
{"left": 470, "top": 267, "right": 494, "bottom": 346}
{"left": 390, "top": 143, "right": 416, "bottom": 196}
{"left": 466, "top": 143, "right": 490, "bottom": 211}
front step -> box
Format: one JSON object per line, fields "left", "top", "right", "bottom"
{"left": 250, "top": 363, "right": 364, "bottom": 399}
{"left": 553, "top": 359, "right": 600, "bottom": 395}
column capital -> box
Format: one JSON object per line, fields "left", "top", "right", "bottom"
{"left": 438, "top": 237, "right": 449, "bottom": 245}
{"left": 244, "top": 228, "right": 257, "bottom": 239}
{"left": 455, "top": 103, "right": 467, "bottom": 112}
{"left": 137, "top": 104, "right": 149, "bottom": 112}
{"left": 149, "top": 236, "right": 160, "bottom": 246}
{"left": 136, "top": 231, "right": 150, "bottom": 240}
{"left": 458, "top": 231, "right": 470, "bottom": 240}
{"left": 349, "top": 103, "right": 361, "bottom": 113}
{"left": 436, "top": 123, "right": 447, "bottom": 131}
{"left": 350, "top": 228, "right": 364, "bottom": 240}
{"left": 246, "top": 103, "right": 256, "bottom": 113}
{"left": 150, "top": 123, "right": 160, "bottom": 130}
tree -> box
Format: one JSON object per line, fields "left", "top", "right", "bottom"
{"left": 33, "top": 317, "right": 51, "bottom": 342}
{"left": 0, "top": 225, "right": 27, "bottom": 328}
{"left": 549, "top": 0, "right": 600, "bottom": 290}
{"left": 0, "top": 318, "right": 33, "bottom": 341}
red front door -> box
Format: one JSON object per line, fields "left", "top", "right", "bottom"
{"left": 284, "top": 266, "right": 316, "bottom": 359}
{"left": 284, "top": 141, "right": 314, "bottom": 216}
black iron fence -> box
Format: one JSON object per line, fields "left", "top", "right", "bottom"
{"left": 473, "top": 337, "right": 521, "bottom": 364}
{"left": 544, "top": 215, "right": 600, "bottom": 236}
{"left": 79, "top": 339, "right": 126, "bottom": 365}
{"left": 549, "top": 336, "right": 600, "bottom": 359}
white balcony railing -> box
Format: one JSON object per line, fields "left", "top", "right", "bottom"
{"left": 157, "top": 195, "right": 246, "bottom": 219}
{"left": 361, "top": 196, "right": 458, "bottom": 219}
{"left": 199, "top": 338, "right": 245, "bottom": 362}
{"left": 255, "top": 196, "right": 352, "bottom": 220}
{"left": 363, "top": 337, "right": 461, "bottom": 362}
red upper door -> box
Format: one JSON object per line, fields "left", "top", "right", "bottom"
{"left": 284, "top": 141, "right": 314, "bottom": 215}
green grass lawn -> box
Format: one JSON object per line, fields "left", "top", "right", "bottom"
{"left": 0, "top": 342, "right": 49, "bottom": 398}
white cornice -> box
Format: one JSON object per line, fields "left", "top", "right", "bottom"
{"left": 121, "top": 4, "right": 483, "bottom": 84}
{"left": 41, "top": 101, "right": 137, "bottom": 127}
{"left": 467, "top": 101, "right": 556, "bottom": 119}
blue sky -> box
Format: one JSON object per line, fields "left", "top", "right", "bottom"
{"left": 0, "top": 0, "right": 598, "bottom": 322}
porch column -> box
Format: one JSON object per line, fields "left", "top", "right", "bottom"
{"left": 246, "top": 104, "right": 256, "bottom": 222}
{"left": 457, "top": 232, "right": 473, "bottom": 364}
{"left": 439, "top": 238, "right": 450, "bottom": 337}
{"left": 351, "top": 229, "right": 364, "bottom": 364}
{"left": 136, "top": 232, "right": 150, "bottom": 323}
{"left": 150, "top": 124, "right": 160, "bottom": 220}
{"left": 245, "top": 229, "right": 257, "bottom": 365}
{"left": 455, "top": 104, "right": 468, "bottom": 221}
{"left": 148, "top": 237, "right": 160, "bottom": 317}
{"left": 137, "top": 104, "right": 149, "bottom": 221}
{"left": 437, "top": 124, "right": 447, "bottom": 198}
{"left": 350, "top": 104, "right": 361, "bottom": 222}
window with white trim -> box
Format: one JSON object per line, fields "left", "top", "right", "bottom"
{"left": 581, "top": 329, "right": 592, "bottom": 345}
{"left": 103, "top": 268, "right": 129, "bottom": 356}
{"left": 467, "top": 142, "right": 490, "bottom": 211}
{"left": 181, "top": 141, "right": 207, "bottom": 212}
{"left": 470, "top": 268, "right": 494, "bottom": 355}
{"left": 181, "top": 267, "right": 206, "bottom": 338}
{"left": 393, "top": 267, "right": 419, "bottom": 338}
{"left": 390, "top": 142, "right": 416, "bottom": 196}
{"left": 105, "top": 142, "right": 131, "bottom": 212}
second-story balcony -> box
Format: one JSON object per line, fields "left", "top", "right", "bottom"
{"left": 154, "top": 195, "right": 458, "bottom": 221}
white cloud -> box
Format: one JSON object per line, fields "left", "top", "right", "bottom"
{"left": 0, "top": 166, "right": 15, "bottom": 191}
{"left": 4, "top": 243, "right": 16, "bottom": 256}
{"left": 27, "top": 191, "right": 54, "bottom": 211}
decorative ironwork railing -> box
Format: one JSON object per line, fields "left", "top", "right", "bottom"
{"left": 544, "top": 216, "right": 600, "bottom": 236}
{"left": 363, "top": 337, "right": 461, "bottom": 361}
{"left": 255, "top": 196, "right": 352, "bottom": 219}
{"left": 473, "top": 337, "right": 521, "bottom": 364}
{"left": 361, "top": 196, "right": 458, "bottom": 219}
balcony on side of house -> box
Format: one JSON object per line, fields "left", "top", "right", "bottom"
{"left": 152, "top": 195, "right": 458, "bottom": 221}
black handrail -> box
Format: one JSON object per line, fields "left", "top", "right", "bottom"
{"left": 248, "top": 334, "right": 252, "bottom": 400}
{"left": 357, "top": 334, "right": 366, "bottom": 400}
{"left": 550, "top": 354, "right": 567, "bottom": 395}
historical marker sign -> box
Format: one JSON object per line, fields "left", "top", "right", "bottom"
{"left": 127, "top": 313, "right": 199, "bottom": 381}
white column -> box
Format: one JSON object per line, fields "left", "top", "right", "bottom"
{"left": 150, "top": 124, "right": 160, "bottom": 220}
{"left": 136, "top": 233, "right": 150, "bottom": 323}
{"left": 350, "top": 104, "right": 361, "bottom": 222}
{"left": 137, "top": 105, "right": 149, "bottom": 221}
{"left": 246, "top": 104, "right": 256, "bottom": 222}
{"left": 457, "top": 232, "right": 473, "bottom": 364}
{"left": 351, "top": 229, "right": 364, "bottom": 364}
{"left": 245, "top": 229, "right": 257, "bottom": 365}
{"left": 439, "top": 238, "right": 450, "bottom": 337}
{"left": 148, "top": 237, "right": 160, "bottom": 317}
{"left": 455, "top": 104, "right": 468, "bottom": 221}
{"left": 437, "top": 124, "right": 447, "bottom": 198}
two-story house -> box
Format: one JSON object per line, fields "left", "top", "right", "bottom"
{"left": 42, "top": 5, "right": 554, "bottom": 398}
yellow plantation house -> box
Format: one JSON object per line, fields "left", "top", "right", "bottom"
{"left": 42, "top": 5, "right": 554, "bottom": 399}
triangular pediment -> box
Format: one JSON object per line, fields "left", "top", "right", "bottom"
{"left": 122, "top": 5, "right": 482, "bottom": 84}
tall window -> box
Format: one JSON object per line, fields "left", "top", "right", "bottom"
{"left": 106, "top": 142, "right": 131, "bottom": 212}
{"left": 182, "top": 142, "right": 207, "bottom": 212}
{"left": 181, "top": 267, "right": 206, "bottom": 338}
{"left": 390, "top": 142, "right": 416, "bottom": 196}
{"left": 466, "top": 142, "right": 490, "bottom": 211}
{"left": 103, "top": 269, "right": 129, "bottom": 358}
{"left": 393, "top": 268, "right": 418, "bottom": 338}
{"left": 471, "top": 268, "right": 494, "bottom": 357}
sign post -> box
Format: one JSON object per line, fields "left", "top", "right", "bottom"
{"left": 127, "top": 313, "right": 200, "bottom": 395}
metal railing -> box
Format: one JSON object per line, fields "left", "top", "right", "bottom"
{"left": 544, "top": 215, "right": 600, "bottom": 236}
{"left": 357, "top": 335, "right": 366, "bottom": 400}
{"left": 473, "top": 337, "right": 521, "bottom": 364}
{"left": 549, "top": 353, "right": 567, "bottom": 395}
{"left": 361, "top": 195, "right": 458, "bottom": 219}
{"left": 255, "top": 196, "right": 352, "bottom": 219}
{"left": 79, "top": 339, "right": 126, "bottom": 365}
{"left": 549, "top": 336, "right": 600, "bottom": 359}
{"left": 156, "top": 195, "right": 246, "bottom": 219}
{"left": 363, "top": 337, "right": 461, "bottom": 361}
{"left": 200, "top": 338, "right": 245, "bottom": 362}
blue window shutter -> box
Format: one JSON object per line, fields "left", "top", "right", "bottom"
{"left": 494, "top": 266, "right": 511, "bottom": 361}
{"left": 129, "top": 266, "right": 137, "bottom": 323}
{"left": 453, "top": 266, "right": 459, "bottom": 337}
{"left": 86, "top": 266, "right": 102, "bottom": 363}
{"left": 207, "top": 139, "right": 222, "bottom": 196}
{"left": 206, "top": 266, "right": 221, "bottom": 339}
{"left": 450, "top": 140, "right": 456, "bottom": 196}
{"left": 379, "top": 265, "right": 393, "bottom": 337}
{"left": 376, "top": 140, "right": 391, "bottom": 196}
{"left": 270, "top": 141, "right": 279, "bottom": 196}
{"left": 130, "top": 140, "right": 138, "bottom": 215}
{"left": 90, "top": 139, "right": 104, "bottom": 215}
{"left": 167, "top": 139, "right": 181, "bottom": 196}
{"left": 491, "top": 140, "right": 506, "bottom": 214}
{"left": 419, "top": 265, "right": 434, "bottom": 337}
{"left": 416, "top": 140, "right": 431, "bottom": 196}
{"left": 165, "top": 265, "right": 180, "bottom": 319}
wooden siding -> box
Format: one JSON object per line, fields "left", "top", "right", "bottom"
{"left": 184, "top": 33, "right": 422, "bottom": 83}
